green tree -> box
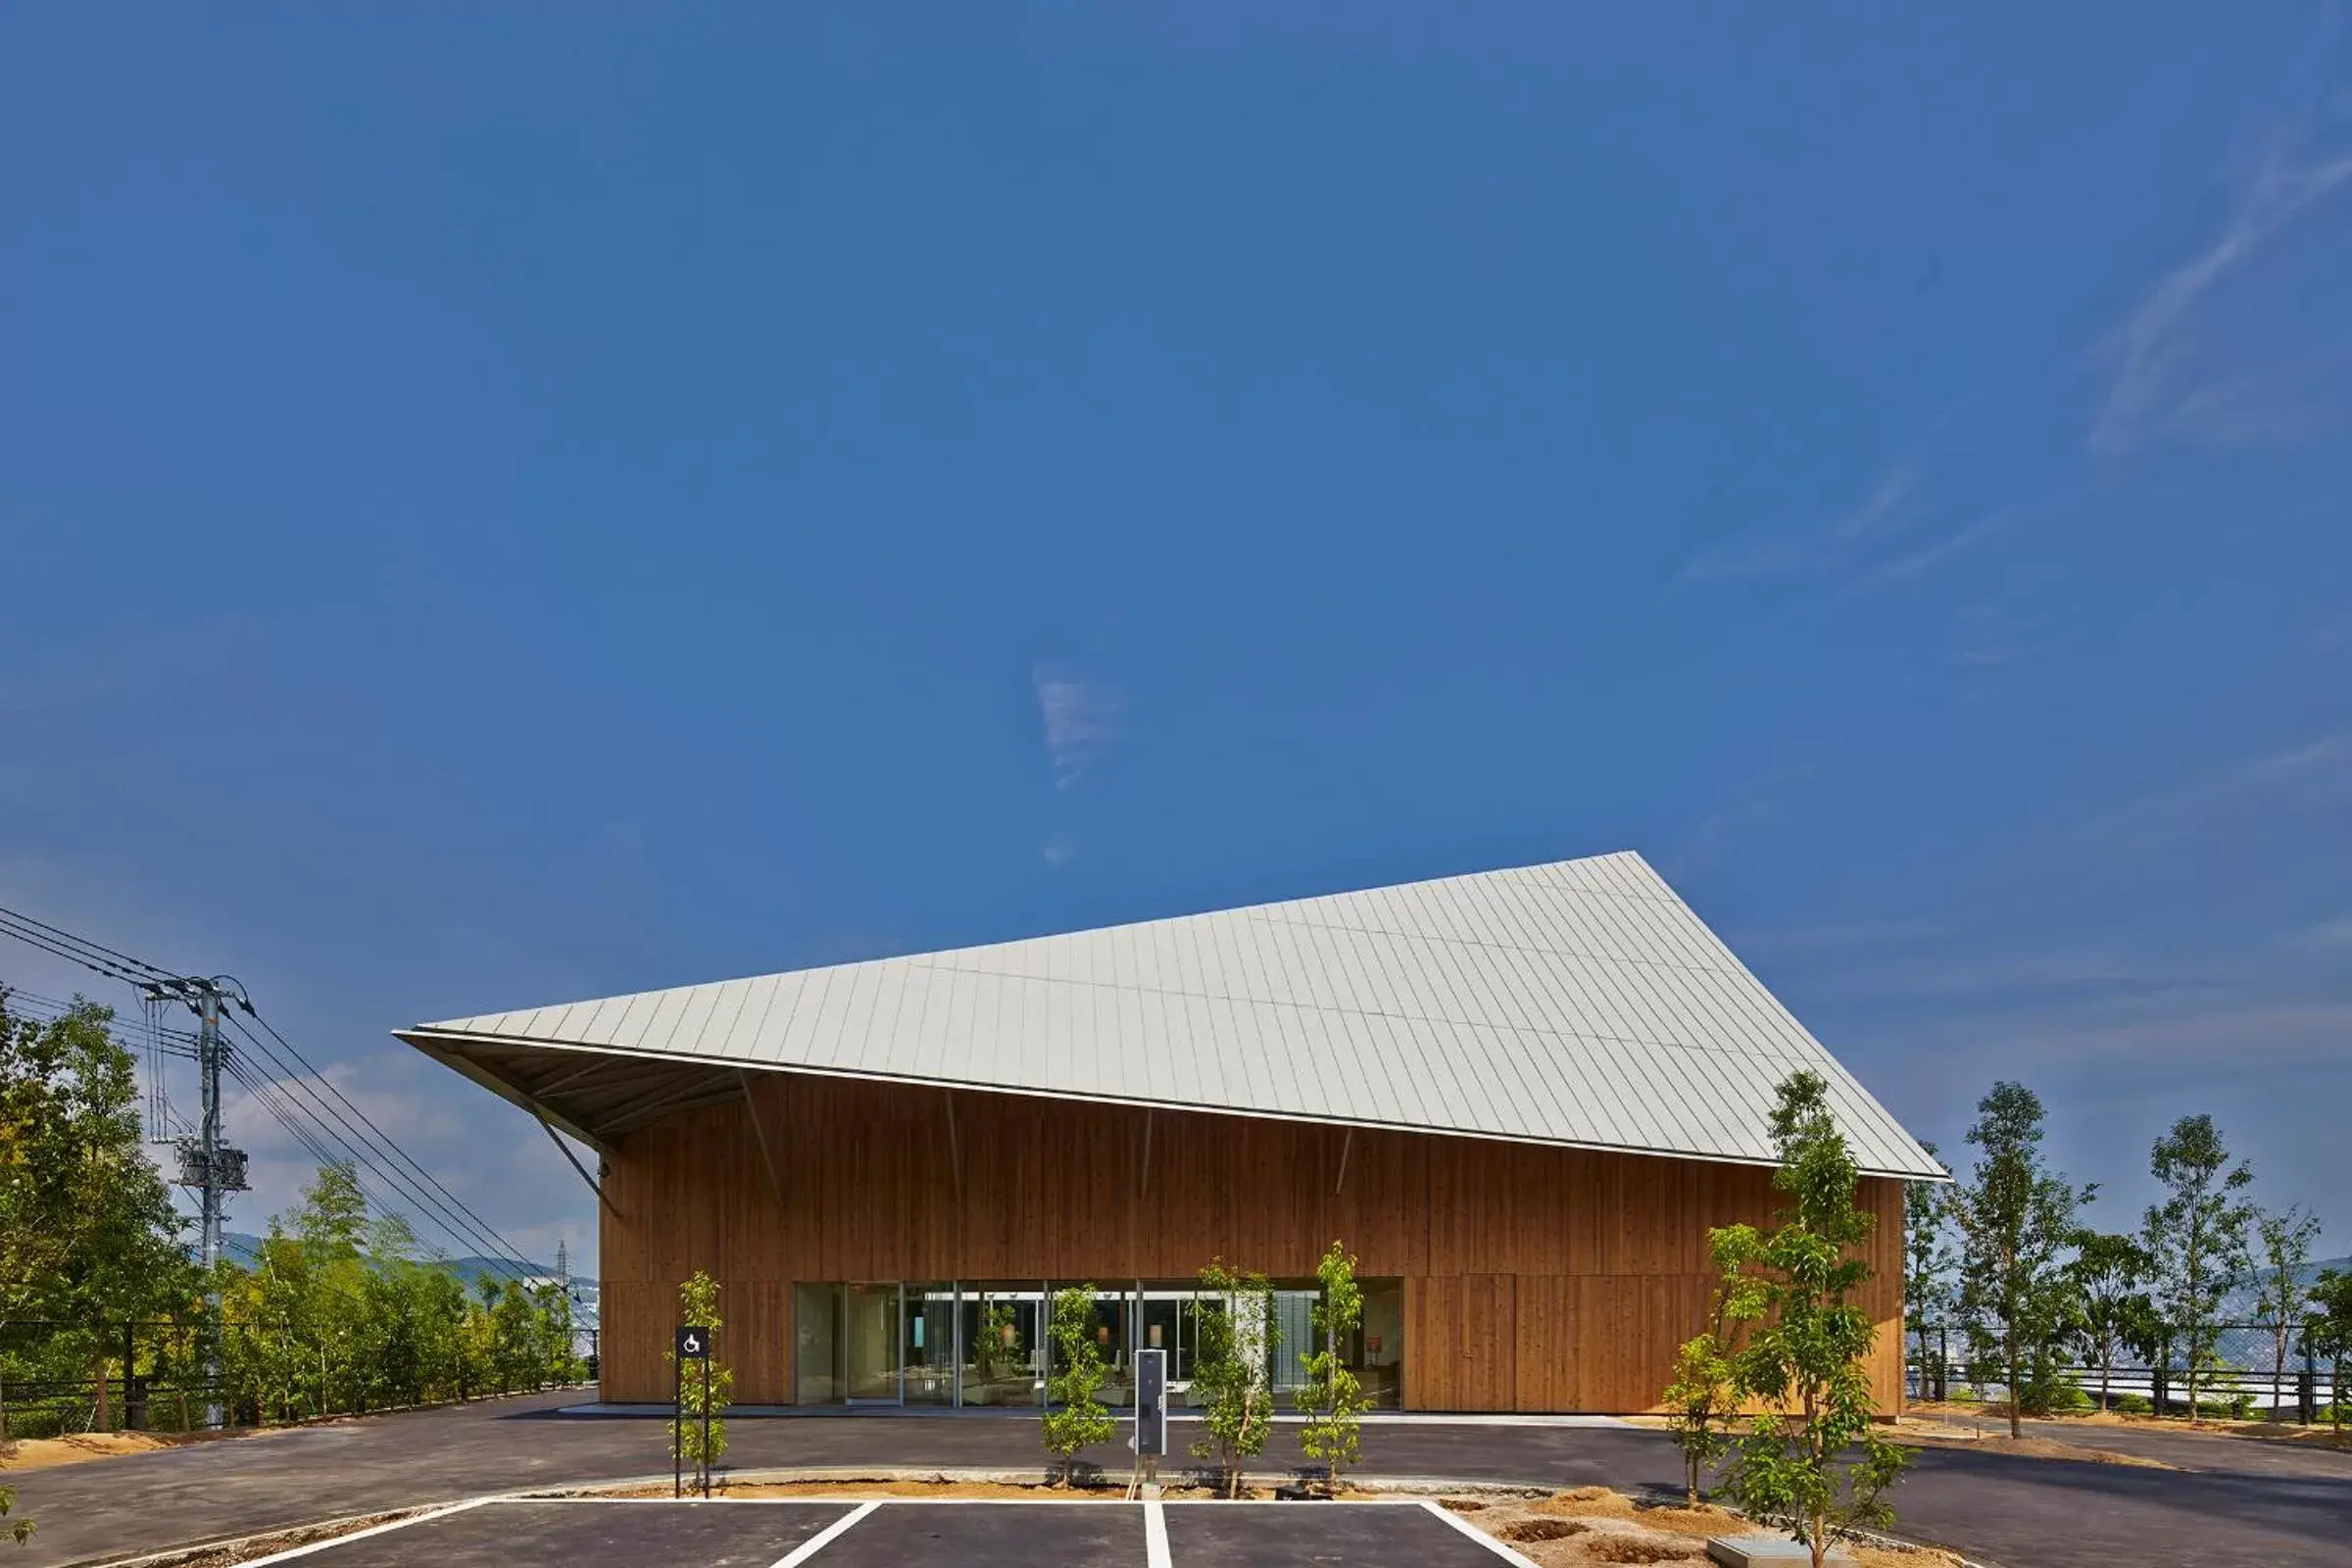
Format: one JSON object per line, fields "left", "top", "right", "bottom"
{"left": 1188, "top": 1261, "right": 1277, "bottom": 1497}
{"left": 2066, "top": 1230, "right": 2158, "bottom": 1414}
{"left": 1041, "top": 1285, "right": 1113, "bottom": 1485}
{"left": 1664, "top": 1226, "right": 1768, "bottom": 1505}
{"left": 1943, "top": 1083, "right": 2093, "bottom": 1435}
{"left": 0, "top": 995, "right": 193, "bottom": 1430}
{"left": 2252, "top": 1203, "right": 2321, "bottom": 1422}
{"left": 2141, "top": 1115, "right": 2254, "bottom": 1424}
{"left": 669, "top": 1272, "right": 732, "bottom": 1494}
{"left": 1902, "top": 1142, "right": 1956, "bottom": 1401}
{"left": 1724, "top": 1071, "right": 1908, "bottom": 1568}
{"left": 0, "top": 1484, "right": 29, "bottom": 1546}
{"left": 2306, "top": 1267, "right": 2352, "bottom": 1434}
{"left": 1298, "top": 1242, "right": 1372, "bottom": 1494}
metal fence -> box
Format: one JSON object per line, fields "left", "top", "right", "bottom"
{"left": 1905, "top": 1318, "right": 2345, "bottom": 1422}
{"left": 0, "top": 1320, "right": 601, "bottom": 1440}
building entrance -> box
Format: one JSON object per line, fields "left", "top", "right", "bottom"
{"left": 789, "top": 1278, "right": 1403, "bottom": 1410}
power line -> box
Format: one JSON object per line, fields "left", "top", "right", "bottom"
{"left": 220, "top": 1055, "right": 454, "bottom": 1262}
{"left": 0, "top": 903, "right": 538, "bottom": 1280}
{"left": 222, "top": 1014, "right": 534, "bottom": 1278}
{"left": 0, "top": 984, "right": 201, "bottom": 1057}
{"left": 0, "top": 906, "right": 177, "bottom": 982}
{"left": 234, "top": 1006, "right": 537, "bottom": 1276}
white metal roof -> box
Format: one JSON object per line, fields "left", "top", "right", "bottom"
{"left": 400, "top": 850, "right": 1943, "bottom": 1178}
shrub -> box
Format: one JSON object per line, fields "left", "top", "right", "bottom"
{"left": 1189, "top": 1261, "right": 1278, "bottom": 1497}
{"left": 1040, "top": 1285, "right": 1114, "bottom": 1485}
{"left": 1298, "top": 1242, "right": 1372, "bottom": 1494}
{"left": 1663, "top": 1229, "right": 1768, "bottom": 1505}
{"left": 2044, "top": 1378, "right": 2093, "bottom": 1413}
{"left": 2111, "top": 1393, "right": 2153, "bottom": 1414}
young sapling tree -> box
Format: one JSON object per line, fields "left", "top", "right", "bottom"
{"left": 1041, "top": 1285, "right": 1114, "bottom": 1485}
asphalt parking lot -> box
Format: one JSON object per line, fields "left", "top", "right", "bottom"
{"left": 252, "top": 1498, "right": 1525, "bottom": 1568}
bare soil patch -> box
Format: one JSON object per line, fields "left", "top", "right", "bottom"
{"left": 1458, "top": 1487, "right": 1965, "bottom": 1568}
{"left": 1883, "top": 1428, "right": 2174, "bottom": 1468}
{"left": 1907, "top": 1400, "right": 2352, "bottom": 1452}
{"left": 0, "top": 1430, "right": 239, "bottom": 1471}
{"left": 1582, "top": 1538, "right": 1704, "bottom": 1564}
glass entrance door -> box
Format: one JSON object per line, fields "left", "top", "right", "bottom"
{"left": 845, "top": 1283, "right": 903, "bottom": 1402}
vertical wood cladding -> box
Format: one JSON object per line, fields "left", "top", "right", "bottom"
{"left": 600, "top": 1072, "right": 1906, "bottom": 1412}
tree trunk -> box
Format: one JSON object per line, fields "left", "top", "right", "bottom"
{"left": 2273, "top": 1325, "right": 2287, "bottom": 1426}
{"left": 92, "top": 1354, "right": 111, "bottom": 1433}
{"left": 2098, "top": 1353, "right": 2111, "bottom": 1415}
{"left": 2008, "top": 1336, "right": 2022, "bottom": 1439}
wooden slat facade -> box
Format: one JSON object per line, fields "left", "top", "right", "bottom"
{"left": 599, "top": 1071, "right": 1906, "bottom": 1412}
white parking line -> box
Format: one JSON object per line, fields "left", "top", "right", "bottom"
{"left": 766, "top": 1499, "right": 878, "bottom": 1566}
{"left": 1143, "top": 1500, "right": 1170, "bottom": 1568}
{"left": 1418, "top": 1499, "right": 1541, "bottom": 1565}
{"left": 232, "top": 1498, "right": 495, "bottom": 1568}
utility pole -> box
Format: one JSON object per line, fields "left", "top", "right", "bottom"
{"left": 196, "top": 987, "right": 225, "bottom": 1428}
{"left": 161, "top": 977, "right": 248, "bottom": 1430}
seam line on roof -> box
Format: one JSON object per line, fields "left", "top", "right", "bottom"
{"left": 1234, "top": 911, "right": 1740, "bottom": 979}
{"left": 884, "top": 960, "right": 1824, "bottom": 1070}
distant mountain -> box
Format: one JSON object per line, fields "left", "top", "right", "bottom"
{"left": 217, "top": 1231, "right": 554, "bottom": 1284}
{"left": 2219, "top": 1254, "right": 2349, "bottom": 1320}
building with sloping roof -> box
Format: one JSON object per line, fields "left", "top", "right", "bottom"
{"left": 399, "top": 851, "right": 1935, "bottom": 1412}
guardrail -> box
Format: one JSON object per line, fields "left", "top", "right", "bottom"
{"left": 1904, "top": 1318, "right": 2344, "bottom": 1422}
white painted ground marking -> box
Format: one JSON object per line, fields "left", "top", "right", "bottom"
{"left": 229, "top": 1498, "right": 494, "bottom": 1568}
{"left": 1143, "top": 1500, "right": 1170, "bottom": 1568}
{"left": 767, "top": 1499, "right": 878, "bottom": 1567}
{"left": 1419, "top": 1499, "right": 1543, "bottom": 1566}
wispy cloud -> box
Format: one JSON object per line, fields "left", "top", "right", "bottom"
{"left": 2297, "top": 915, "right": 2352, "bottom": 951}
{"left": 1665, "top": 765, "right": 1817, "bottom": 879}
{"left": 2099, "top": 730, "right": 2352, "bottom": 843}
{"left": 1032, "top": 664, "right": 1119, "bottom": 788}
{"left": 1673, "top": 456, "right": 2021, "bottom": 598}
{"left": 1041, "top": 831, "right": 1079, "bottom": 868}
{"left": 1672, "top": 464, "right": 1918, "bottom": 589}
{"left": 1834, "top": 466, "right": 1915, "bottom": 539}
{"left": 2090, "top": 118, "right": 2352, "bottom": 457}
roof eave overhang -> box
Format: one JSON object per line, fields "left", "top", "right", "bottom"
{"left": 397, "top": 1025, "right": 1950, "bottom": 1183}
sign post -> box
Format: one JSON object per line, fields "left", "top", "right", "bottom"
{"left": 674, "top": 1325, "right": 710, "bottom": 1498}
{"left": 1130, "top": 1348, "right": 1167, "bottom": 1497}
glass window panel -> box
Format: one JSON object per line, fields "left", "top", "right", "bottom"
{"left": 794, "top": 1282, "right": 842, "bottom": 1405}
{"left": 1358, "top": 1278, "right": 1404, "bottom": 1410}
{"left": 960, "top": 1284, "right": 1043, "bottom": 1406}
{"left": 904, "top": 1284, "right": 956, "bottom": 1405}
{"left": 845, "top": 1283, "right": 901, "bottom": 1401}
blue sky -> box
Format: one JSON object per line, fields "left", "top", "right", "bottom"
{"left": 4, "top": 6, "right": 2348, "bottom": 1268}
